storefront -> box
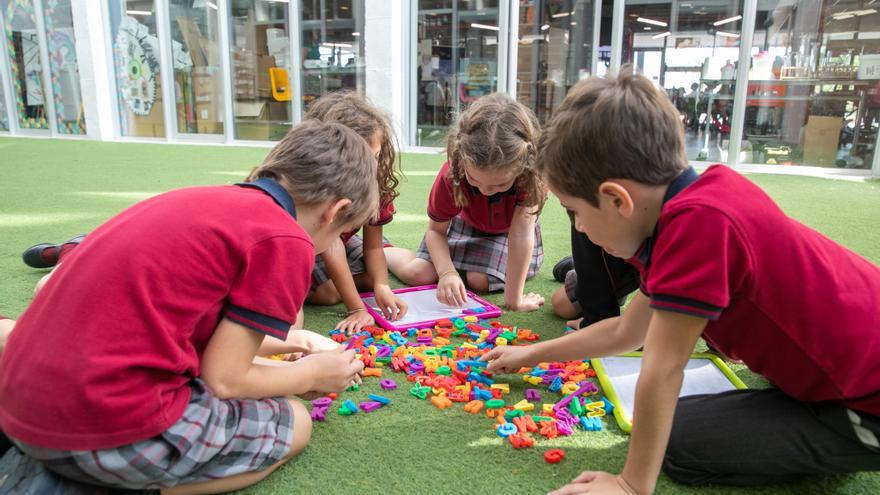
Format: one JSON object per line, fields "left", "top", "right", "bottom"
{"left": 0, "top": 0, "right": 877, "bottom": 176}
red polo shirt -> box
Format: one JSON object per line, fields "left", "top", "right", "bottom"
{"left": 427, "top": 161, "right": 526, "bottom": 234}
{"left": 0, "top": 182, "right": 314, "bottom": 450}
{"left": 632, "top": 165, "right": 880, "bottom": 415}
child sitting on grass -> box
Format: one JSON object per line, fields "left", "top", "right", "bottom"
{"left": 0, "top": 120, "right": 377, "bottom": 493}
{"left": 483, "top": 66, "right": 880, "bottom": 493}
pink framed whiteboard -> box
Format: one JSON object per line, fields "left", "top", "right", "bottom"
{"left": 359, "top": 284, "right": 502, "bottom": 331}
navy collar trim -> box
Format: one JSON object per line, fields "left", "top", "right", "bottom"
{"left": 468, "top": 183, "right": 517, "bottom": 204}
{"left": 637, "top": 166, "right": 700, "bottom": 266}
{"left": 236, "top": 178, "right": 297, "bottom": 219}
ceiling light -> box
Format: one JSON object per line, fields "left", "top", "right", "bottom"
{"left": 206, "top": 1, "right": 218, "bottom": 10}
{"left": 126, "top": 10, "right": 152, "bottom": 16}
{"left": 652, "top": 31, "right": 671, "bottom": 39}
{"left": 551, "top": 12, "right": 571, "bottom": 18}
{"left": 637, "top": 17, "right": 668, "bottom": 27}
{"left": 471, "top": 23, "right": 500, "bottom": 31}
{"left": 716, "top": 31, "right": 740, "bottom": 38}
{"left": 713, "top": 15, "right": 742, "bottom": 26}
{"left": 351, "top": 32, "right": 360, "bottom": 36}
{"left": 541, "top": 24, "right": 550, "bottom": 30}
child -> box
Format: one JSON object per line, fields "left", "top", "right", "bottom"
{"left": 386, "top": 93, "right": 546, "bottom": 312}
{"left": 298, "top": 91, "right": 408, "bottom": 334}
{"left": 483, "top": 66, "right": 880, "bottom": 493}
{"left": 549, "top": 229, "right": 639, "bottom": 329}
{"left": 0, "top": 120, "right": 377, "bottom": 493}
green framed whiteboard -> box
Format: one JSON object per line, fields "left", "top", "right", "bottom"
{"left": 591, "top": 352, "right": 747, "bottom": 433}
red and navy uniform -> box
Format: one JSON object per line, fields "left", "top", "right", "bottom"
{"left": 630, "top": 165, "right": 880, "bottom": 415}
{"left": 0, "top": 179, "right": 314, "bottom": 450}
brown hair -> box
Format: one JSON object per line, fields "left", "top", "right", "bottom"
{"left": 536, "top": 64, "right": 688, "bottom": 207}
{"left": 248, "top": 120, "right": 379, "bottom": 227}
{"left": 305, "top": 91, "right": 401, "bottom": 206}
{"left": 446, "top": 93, "right": 544, "bottom": 212}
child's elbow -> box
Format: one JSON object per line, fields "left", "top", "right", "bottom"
{"left": 201, "top": 370, "right": 241, "bottom": 400}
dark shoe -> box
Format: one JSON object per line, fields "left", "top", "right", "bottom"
{"left": 22, "top": 234, "right": 86, "bottom": 269}
{"left": 552, "top": 256, "right": 574, "bottom": 283}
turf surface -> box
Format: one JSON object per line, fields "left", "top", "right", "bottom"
{"left": 1, "top": 136, "right": 879, "bottom": 494}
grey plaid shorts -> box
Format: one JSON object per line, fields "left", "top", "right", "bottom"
{"left": 311, "top": 235, "right": 366, "bottom": 289}
{"left": 12, "top": 379, "right": 294, "bottom": 490}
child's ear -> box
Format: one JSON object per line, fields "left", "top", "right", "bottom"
{"left": 320, "top": 198, "right": 353, "bottom": 227}
{"left": 598, "top": 181, "right": 635, "bottom": 218}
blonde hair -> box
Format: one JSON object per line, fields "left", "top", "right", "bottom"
{"left": 446, "top": 93, "right": 545, "bottom": 212}
{"left": 248, "top": 120, "right": 379, "bottom": 227}
{"left": 305, "top": 91, "right": 401, "bottom": 206}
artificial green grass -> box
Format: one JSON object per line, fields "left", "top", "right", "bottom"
{"left": 1, "top": 136, "right": 879, "bottom": 494}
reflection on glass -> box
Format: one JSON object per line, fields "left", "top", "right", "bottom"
{"left": 300, "top": 0, "right": 365, "bottom": 114}
{"left": 43, "top": 0, "right": 85, "bottom": 135}
{"left": 2, "top": 0, "right": 49, "bottom": 130}
{"left": 109, "top": 0, "right": 165, "bottom": 137}
{"left": 743, "top": 0, "right": 876, "bottom": 169}
{"left": 415, "top": 0, "right": 500, "bottom": 147}
{"left": 229, "top": 0, "right": 291, "bottom": 141}
{"left": 622, "top": 0, "right": 743, "bottom": 162}
{"left": 516, "top": 0, "right": 597, "bottom": 124}
{"left": 0, "top": 73, "right": 8, "bottom": 131}
{"left": 168, "top": 0, "right": 223, "bottom": 135}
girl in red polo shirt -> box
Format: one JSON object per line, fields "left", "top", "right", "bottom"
{"left": 386, "top": 93, "right": 546, "bottom": 312}
{"left": 297, "top": 92, "right": 409, "bottom": 335}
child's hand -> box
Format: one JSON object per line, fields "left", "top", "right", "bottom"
{"left": 301, "top": 347, "right": 365, "bottom": 393}
{"left": 548, "top": 471, "right": 639, "bottom": 495}
{"left": 481, "top": 345, "right": 536, "bottom": 374}
{"left": 373, "top": 284, "right": 408, "bottom": 321}
{"left": 295, "top": 330, "right": 340, "bottom": 354}
{"left": 506, "top": 292, "right": 545, "bottom": 312}
{"left": 336, "top": 309, "right": 374, "bottom": 335}
{"left": 437, "top": 272, "right": 467, "bottom": 307}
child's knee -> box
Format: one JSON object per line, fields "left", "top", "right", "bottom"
{"left": 308, "top": 282, "right": 341, "bottom": 305}
{"left": 465, "top": 272, "right": 489, "bottom": 292}
{"left": 33, "top": 272, "right": 52, "bottom": 296}
{"left": 551, "top": 287, "right": 578, "bottom": 319}
{"left": 399, "top": 262, "right": 437, "bottom": 286}
{"left": 283, "top": 399, "right": 313, "bottom": 460}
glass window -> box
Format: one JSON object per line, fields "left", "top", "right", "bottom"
{"left": 168, "top": 0, "right": 223, "bottom": 135}
{"left": 621, "top": 0, "right": 743, "bottom": 162}
{"left": 229, "top": 0, "right": 290, "bottom": 141}
{"left": 742, "top": 0, "right": 876, "bottom": 169}
{"left": 414, "top": 0, "right": 500, "bottom": 147}
{"left": 515, "top": 0, "right": 598, "bottom": 125}
{"left": 2, "top": 0, "right": 49, "bottom": 131}
{"left": 43, "top": 0, "right": 86, "bottom": 135}
{"left": 108, "top": 0, "right": 165, "bottom": 137}
{"left": 300, "top": 0, "right": 365, "bottom": 114}
{"left": 0, "top": 70, "right": 8, "bottom": 131}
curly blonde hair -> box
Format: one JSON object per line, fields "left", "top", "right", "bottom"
{"left": 446, "top": 93, "right": 544, "bottom": 212}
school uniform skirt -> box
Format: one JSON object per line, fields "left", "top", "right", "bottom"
{"left": 415, "top": 215, "right": 543, "bottom": 292}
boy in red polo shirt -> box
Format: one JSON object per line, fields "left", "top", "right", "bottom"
{"left": 0, "top": 120, "right": 377, "bottom": 493}
{"left": 483, "top": 66, "right": 880, "bottom": 493}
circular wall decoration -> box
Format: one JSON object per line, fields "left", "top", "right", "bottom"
{"left": 113, "top": 16, "right": 159, "bottom": 116}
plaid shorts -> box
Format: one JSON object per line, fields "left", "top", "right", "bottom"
{"left": 311, "top": 235, "right": 366, "bottom": 289}
{"left": 12, "top": 379, "right": 294, "bottom": 490}
{"left": 416, "top": 215, "right": 544, "bottom": 292}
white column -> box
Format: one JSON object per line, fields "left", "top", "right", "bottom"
{"left": 72, "top": 0, "right": 115, "bottom": 140}
{"left": 505, "top": 0, "right": 519, "bottom": 97}
{"left": 610, "top": 0, "right": 624, "bottom": 72}
{"left": 33, "top": 0, "right": 58, "bottom": 135}
{"left": 726, "top": 0, "right": 756, "bottom": 167}
{"left": 364, "top": 0, "right": 404, "bottom": 146}
{"left": 0, "top": 5, "right": 17, "bottom": 134}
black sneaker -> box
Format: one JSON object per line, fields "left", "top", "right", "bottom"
{"left": 552, "top": 256, "right": 574, "bottom": 283}
{"left": 22, "top": 234, "right": 86, "bottom": 269}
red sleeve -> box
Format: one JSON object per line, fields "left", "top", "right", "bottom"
{"left": 646, "top": 206, "right": 751, "bottom": 320}
{"left": 427, "top": 164, "right": 461, "bottom": 223}
{"left": 370, "top": 198, "right": 395, "bottom": 227}
{"left": 223, "top": 235, "right": 314, "bottom": 340}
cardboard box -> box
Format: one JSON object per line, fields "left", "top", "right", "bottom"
{"left": 257, "top": 55, "right": 275, "bottom": 97}
{"left": 802, "top": 116, "right": 842, "bottom": 167}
